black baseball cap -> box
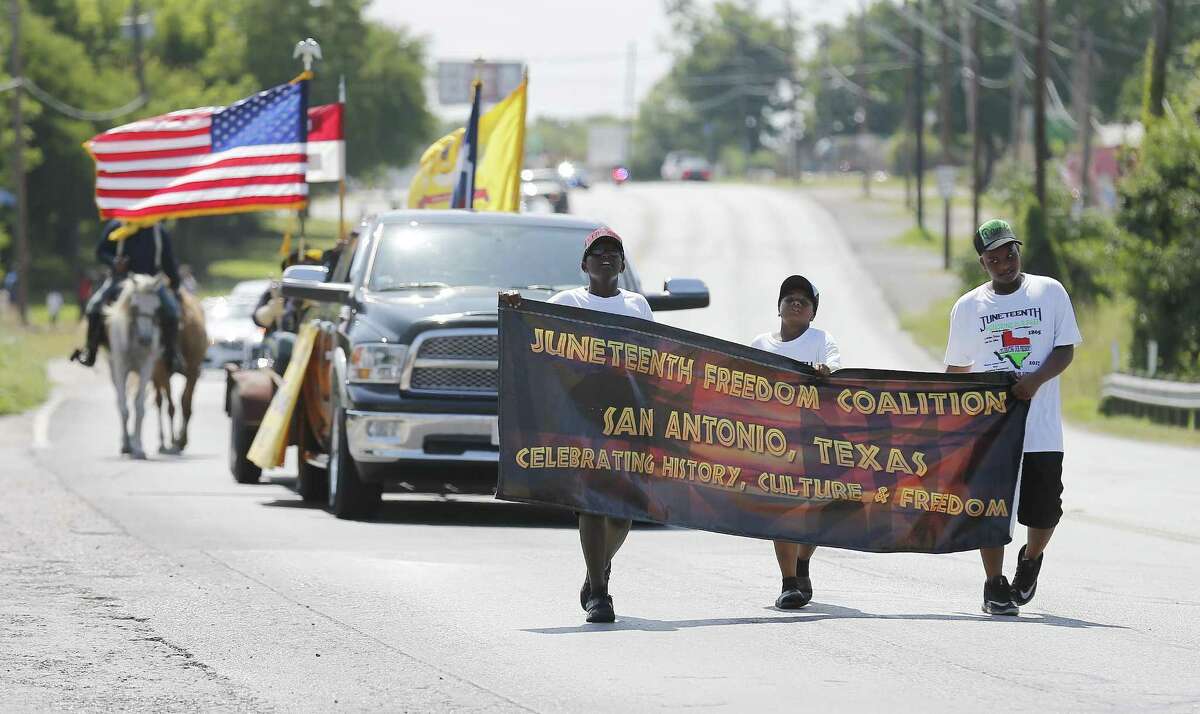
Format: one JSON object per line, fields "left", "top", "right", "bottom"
{"left": 778, "top": 275, "right": 819, "bottom": 315}
{"left": 973, "top": 219, "right": 1022, "bottom": 255}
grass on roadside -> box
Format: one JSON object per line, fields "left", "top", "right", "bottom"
{"left": 0, "top": 305, "right": 84, "bottom": 416}
{"left": 900, "top": 293, "right": 1200, "bottom": 447}
{"left": 892, "top": 225, "right": 941, "bottom": 249}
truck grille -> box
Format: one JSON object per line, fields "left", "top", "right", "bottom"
{"left": 404, "top": 328, "right": 499, "bottom": 397}
{"left": 418, "top": 334, "right": 498, "bottom": 360}
{"left": 410, "top": 367, "right": 498, "bottom": 393}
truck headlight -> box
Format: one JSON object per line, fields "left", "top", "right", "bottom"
{"left": 349, "top": 343, "right": 408, "bottom": 384}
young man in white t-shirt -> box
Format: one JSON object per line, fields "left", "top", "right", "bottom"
{"left": 945, "top": 219, "right": 1082, "bottom": 616}
{"left": 548, "top": 227, "right": 653, "bottom": 623}
{"left": 750, "top": 275, "right": 841, "bottom": 609}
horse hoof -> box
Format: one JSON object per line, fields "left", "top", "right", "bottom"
{"left": 130, "top": 450, "right": 147, "bottom": 460}
{"left": 160, "top": 445, "right": 181, "bottom": 456}
{"left": 121, "top": 445, "right": 132, "bottom": 455}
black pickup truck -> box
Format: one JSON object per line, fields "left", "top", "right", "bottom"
{"left": 266, "top": 209, "right": 709, "bottom": 519}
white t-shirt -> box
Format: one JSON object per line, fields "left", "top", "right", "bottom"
{"left": 944, "top": 274, "right": 1082, "bottom": 452}
{"left": 547, "top": 286, "right": 655, "bottom": 322}
{"left": 750, "top": 327, "right": 841, "bottom": 370}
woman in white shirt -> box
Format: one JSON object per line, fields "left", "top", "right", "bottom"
{"left": 749, "top": 275, "right": 840, "bottom": 610}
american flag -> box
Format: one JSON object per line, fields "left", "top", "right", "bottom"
{"left": 87, "top": 81, "right": 308, "bottom": 223}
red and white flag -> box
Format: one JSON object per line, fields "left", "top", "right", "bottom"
{"left": 306, "top": 102, "right": 345, "bottom": 183}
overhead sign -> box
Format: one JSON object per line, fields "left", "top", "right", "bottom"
{"left": 437, "top": 61, "right": 524, "bottom": 105}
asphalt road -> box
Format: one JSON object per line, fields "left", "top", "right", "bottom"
{"left": 4, "top": 183, "right": 1199, "bottom": 711}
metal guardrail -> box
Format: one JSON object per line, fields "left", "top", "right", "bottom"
{"left": 1101, "top": 373, "right": 1200, "bottom": 409}
{"left": 1101, "top": 373, "right": 1200, "bottom": 429}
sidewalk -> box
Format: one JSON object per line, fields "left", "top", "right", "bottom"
{"left": 800, "top": 183, "right": 965, "bottom": 320}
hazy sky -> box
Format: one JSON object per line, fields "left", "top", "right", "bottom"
{"left": 367, "top": 0, "right": 860, "bottom": 120}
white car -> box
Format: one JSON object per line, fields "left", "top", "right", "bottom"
{"left": 203, "top": 282, "right": 268, "bottom": 367}
{"left": 660, "top": 151, "right": 713, "bottom": 181}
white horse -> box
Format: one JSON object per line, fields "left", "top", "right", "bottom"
{"left": 103, "top": 274, "right": 165, "bottom": 459}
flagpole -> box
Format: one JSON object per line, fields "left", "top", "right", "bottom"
{"left": 337, "top": 74, "right": 346, "bottom": 242}
{"left": 293, "top": 37, "right": 320, "bottom": 259}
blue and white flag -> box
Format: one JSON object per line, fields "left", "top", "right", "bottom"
{"left": 450, "top": 80, "right": 481, "bottom": 209}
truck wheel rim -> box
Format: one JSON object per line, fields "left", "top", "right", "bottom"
{"left": 329, "top": 408, "right": 340, "bottom": 506}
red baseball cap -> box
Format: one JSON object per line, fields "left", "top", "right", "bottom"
{"left": 583, "top": 226, "right": 624, "bottom": 257}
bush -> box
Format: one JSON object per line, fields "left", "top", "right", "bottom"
{"left": 1116, "top": 106, "right": 1200, "bottom": 376}
{"left": 983, "top": 160, "right": 1121, "bottom": 306}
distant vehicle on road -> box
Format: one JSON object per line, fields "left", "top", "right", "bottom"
{"left": 202, "top": 281, "right": 268, "bottom": 367}
{"left": 556, "top": 160, "right": 590, "bottom": 189}
{"left": 660, "top": 151, "right": 713, "bottom": 181}
{"left": 521, "top": 168, "right": 570, "bottom": 213}
{"left": 233, "top": 210, "right": 710, "bottom": 519}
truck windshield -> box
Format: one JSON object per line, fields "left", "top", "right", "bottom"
{"left": 368, "top": 223, "right": 627, "bottom": 292}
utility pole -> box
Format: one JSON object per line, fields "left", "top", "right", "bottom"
{"left": 1034, "top": 0, "right": 1048, "bottom": 214}
{"left": 857, "top": 1, "right": 870, "bottom": 197}
{"left": 902, "top": 61, "right": 914, "bottom": 208}
{"left": 9, "top": 0, "right": 29, "bottom": 324}
{"left": 970, "top": 10, "right": 981, "bottom": 228}
{"left": 1031, "top": 0, "right": 1058, "bottom": 277}
{"left": 959, "top": 4, "right": 981, "bottom": 227}
{"left": 784, "top": 0, "right": 800, "bottom": 180}
{"left": 1148, "top": 0, "right": 1172, "bottom": 119}
{"left": 1007, "top": 0, "right": 1023, "bottom": 161}
{"left": 625, "top": 41, "right": 637, "bottom": 160}
{"left": 130, "top": 0, "right": 148, "bottom": 98}
{"left": 937, "top": 0, "right": 954, "bottom": 264}
{"left": 1079, "top": 29, "right": 1094, "bottom": 207}
{"left": 912, "top": 0, "right": 925, "bottom": 230}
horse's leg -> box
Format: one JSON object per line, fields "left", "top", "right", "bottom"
{"left": 155, "top": 374, "right": 167, "bottom": 453}
{"left": 111, "top": 357, "right": 131, "bottom": 455}
{"left": 177, "top": 371, "right": 197, "bottom": 451}
{"left": 167, "top": 375, "right": 179, "bottom": 448}
{"left": 130, "top": 364, "right": 152, "bottom": 460}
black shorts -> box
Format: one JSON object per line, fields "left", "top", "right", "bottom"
{"left": 1017, "top": 451, "right": 1064, "bottom": 529}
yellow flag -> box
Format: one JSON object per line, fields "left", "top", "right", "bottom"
{"left": 406, "top": 78, "right": 527, "bottom": 212}
{"left": 247, "top": 322, "right": 319, "bottom": 469}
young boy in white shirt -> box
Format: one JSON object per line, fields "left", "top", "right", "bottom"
{"left": 945, "top": 219, "right": 1082, "bottom": 616}
{"left": 548, "top": 227, "right": 653, "bottom": 624}
{"left": 749, "top": 275, "right": 841, "bottom": 609}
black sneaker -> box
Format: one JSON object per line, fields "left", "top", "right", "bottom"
{"left": 580, "top": 563, "right": 612, "bottom": 611}
{"left": 585, "top": 594, "right": 615, "bottom": 623}
{"left": 1011, "top": 545, "right": 1043, "bottom": 606}
{"left": 774, "top": 576, "right": 813, "bottom": 609}
{"left": 982, "top": 575, "right": 1019, "bottom": 616}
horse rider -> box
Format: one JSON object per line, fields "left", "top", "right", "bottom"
{"left": 71, "top": 220, "right": 184, "bottom": 373}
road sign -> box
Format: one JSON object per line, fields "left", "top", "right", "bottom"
{"left": 437, "top": 61, "right": 523, "bottom": 105}
{"left": 586, "top": 124, "right": 629, "bottom": 169}
{"left": 935, "top": 165, "right": 957, "bottom": 199}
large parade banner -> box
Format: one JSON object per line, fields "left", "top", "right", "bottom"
{"left": 496, "top": 299, "right": 1030, "bottom": 554}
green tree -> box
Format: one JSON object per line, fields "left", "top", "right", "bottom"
{"left": 0, "top": 0, "right": 432, "bottom": 295}
{"left": 1116, "top": 78, "right": 1200, "bottom": 375}
{"left": 239, "top": 0, "right": 433, "bottom": 177}
{"left": 633, "top": 1, "right": 795, "bottom": 177}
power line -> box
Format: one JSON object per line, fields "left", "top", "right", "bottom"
{"left": 960, "top": 0, "right": 1071, "bottom": 57}
{"left": 1, "top": 76, "right": 147, "bottom": 121}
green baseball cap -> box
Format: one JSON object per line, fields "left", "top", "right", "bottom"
{"left": 973, "top": 219, "right": 1021, "bottom": 255}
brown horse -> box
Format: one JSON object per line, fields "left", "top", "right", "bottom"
{"left": 154, "top": 290, "right": 207, "bottom": 454}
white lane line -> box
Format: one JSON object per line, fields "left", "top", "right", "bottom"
{"left": 33, "top": 387, "right": 65, "bottom": 449}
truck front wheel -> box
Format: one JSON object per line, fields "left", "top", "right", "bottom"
{"left": 327, "top": 397, "right": 381, "bottom": 520}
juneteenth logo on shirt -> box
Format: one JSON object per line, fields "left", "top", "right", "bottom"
{"left": 995, "top": 330, "right": 1032, "bottom": 368}
{"left": 978, "top": 308, "right": 1042, "bottom": 370}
